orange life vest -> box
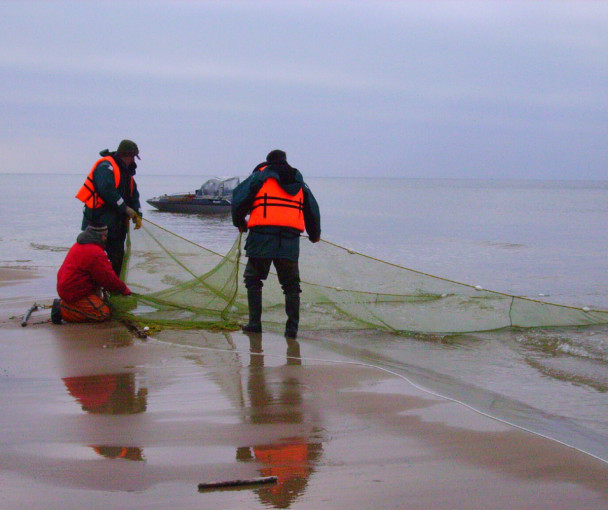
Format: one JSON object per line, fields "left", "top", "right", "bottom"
{"left": 75, "top": 156, "right": 132, "bottom": 209}
{"left": 247, "top": 166, "right": 305, "bottom": 231}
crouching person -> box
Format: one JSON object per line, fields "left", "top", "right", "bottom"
{"left": 51, "top": 224, "right": 131, "bottom": 324}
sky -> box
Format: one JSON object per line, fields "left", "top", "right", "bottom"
{"left": 1, "top": 0, "right": 607, "bottom": 179}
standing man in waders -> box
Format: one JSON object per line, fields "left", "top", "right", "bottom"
{"left": 231, "top": 150, "right": 321, "bottom": 338}
{"left": 76, "top": 139, "right": 143, "bottom": 277}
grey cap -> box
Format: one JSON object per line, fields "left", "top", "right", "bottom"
{"left": 86, "top": 223, "right": 108, "bottom": 235}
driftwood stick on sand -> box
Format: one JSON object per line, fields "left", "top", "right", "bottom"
{"left": 198, "top": 476, "right": 278, "bottom": 491}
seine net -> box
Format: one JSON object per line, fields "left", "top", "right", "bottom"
{"left": 112, "top": 220, "right": 608, "bottom": 334}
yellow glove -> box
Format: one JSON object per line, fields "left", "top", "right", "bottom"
{"left": 133, "top": 214, "right": 142, "bottom": 230}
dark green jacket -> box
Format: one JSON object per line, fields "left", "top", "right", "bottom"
{"left": 81, "top": 150, "right": 141, "bottom": 240}
{"left": 232, "top": 161, "right": 321, "bottom": 261}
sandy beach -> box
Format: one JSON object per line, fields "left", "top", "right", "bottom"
{"left": 2, "top": 266, "right": 608, "bottom": 509}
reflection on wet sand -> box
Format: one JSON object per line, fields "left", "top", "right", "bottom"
{"left": 92, "top": 445, "right": 144, "bottom": 461}
{"left": 63, "top": 372, "right": 147, "bottom": 461}
{"left": 237, "top": 333, "right": 323, "bottom": 508}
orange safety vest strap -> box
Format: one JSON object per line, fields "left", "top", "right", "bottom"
{"left": 78, "top": 175, "right": 98, "bottom": 206}
{"left": 247, "top": 177, "right": 305, "bottom": 231}
{"left": 251, "top": 194, "right": 304, "bottom": 215}
{"left": 75, "top": 156, "right": 122, "bottom": 209}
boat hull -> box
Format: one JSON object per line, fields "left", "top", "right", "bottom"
{"left": 147, "top": 197, "right": 231, "bottom": 214}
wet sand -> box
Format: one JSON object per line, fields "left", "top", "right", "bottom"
{"left": 2, "top": 267, "right": 608, "bottom": 509}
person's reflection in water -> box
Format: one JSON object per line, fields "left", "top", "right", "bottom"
{"left": 92, "top": 445, "right": 144, "bottom": 461}
{"left": 62, "top": 372, "right": 147, "bottom": 460}
{"left": 237, "top": 333, "right": 323, "bottom": 508}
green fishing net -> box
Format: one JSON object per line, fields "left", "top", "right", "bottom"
{"left": 112, "top": 219, "right": 608, "bottom": 334}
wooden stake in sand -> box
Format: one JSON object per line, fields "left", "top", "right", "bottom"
{"left": 21, "top": 303, "right": 39, "bottom": 327}
{"left": 198, "top": 476, "right": 278, "bottom": 491}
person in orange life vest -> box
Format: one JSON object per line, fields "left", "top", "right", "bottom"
{"left": 51, "top": 224, "right": 132, "bottom": 324}
{"left": 76, "top": 139, "right": 143, "bottom": 277}
{"left": 231, "top": 150, "right": 321, "bottom": 338}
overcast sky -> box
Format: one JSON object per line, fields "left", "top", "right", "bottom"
{"left": 1, "top": 1, "right": 607, "bottom": 179}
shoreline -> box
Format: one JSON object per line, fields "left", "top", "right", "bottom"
{"left": 1, "top": 267, "right": 608, "bottom": 509}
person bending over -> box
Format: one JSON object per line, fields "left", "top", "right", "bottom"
{"left": 52, "top": 224, "right": 131, "bottom": 324}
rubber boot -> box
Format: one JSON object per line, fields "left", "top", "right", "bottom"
{"left": 242, "top": 288, "right": 262, "bottom": 333}
{"left": 284, "top": 293, "right": 300, "bottom": 338}
{"left": 51, "top": 298, "right": 63, "bottom": 325}
{"left": 286, "top": 338, "right": 301, "bottom": 365}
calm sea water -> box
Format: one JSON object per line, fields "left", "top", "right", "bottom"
{"left": 1, "top": 173, "right": 608, "bottom": 461}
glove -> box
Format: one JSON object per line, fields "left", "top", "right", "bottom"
{"left": 133, "top": 214, "right": 142, "bottom": 230}
{"left": 125, "top": 206, "right": 136, "bottom": 219}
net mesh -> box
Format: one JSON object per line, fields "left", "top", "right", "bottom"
{"left": 111, "top": 220, "right": 608, "bottom": 334}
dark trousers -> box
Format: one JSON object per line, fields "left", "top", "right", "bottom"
{"left": 105, "top": 236, "right": 126, "bottom": 278}
{"left": 243, "top": 257, "right": 301, "bottom": 295}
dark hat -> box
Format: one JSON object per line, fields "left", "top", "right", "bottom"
{"left": 266, "top": 149, "right": 286, "bottom": 163}
{"left": 116, "top": 139, "right": 140, "bottom": 159}
{"left": 86, "top": 223, "right": 108, "bottom": 236}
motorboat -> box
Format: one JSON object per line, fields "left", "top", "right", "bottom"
{"left": 146, "top": 176, "right": 240, "bottom": 214}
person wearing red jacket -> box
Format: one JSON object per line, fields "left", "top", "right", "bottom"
{"left": 51, "top": 224, "right": 131, "bottom": 324}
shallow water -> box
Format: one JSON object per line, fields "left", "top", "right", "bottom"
{"left": 1, "top": 172, "right": 608, "bottom": 462}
